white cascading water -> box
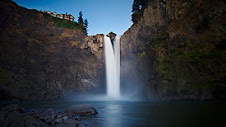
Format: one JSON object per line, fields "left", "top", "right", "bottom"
{"left": 104, "top": 36, "right": 120, "bottom": 98}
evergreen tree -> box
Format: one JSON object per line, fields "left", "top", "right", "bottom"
{"left": 84, "top": 19, "right": 88, "bottom": 29}
{"left": 84, "top": 19, "right": 88, "bottom": 34}
{"left": 78, "top": 11, "right": 84, "bottom": 26}
{"left": 131, "top": 0, "right": 149, "bottom": 23}
{"left": 132, "top": 0, "right": 142, "bottom": 13}
{"left": 132, "top": 0, "right": 148, "bottom": 13}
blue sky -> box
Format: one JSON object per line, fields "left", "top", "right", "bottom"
{"left": 13, "top": 0, "right": 133, "bottom": 36}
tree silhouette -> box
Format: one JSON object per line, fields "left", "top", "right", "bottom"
{"left": 132, "top": 0, "right": 149, "bottom": 13}
{"left": 84, "top": 19, "right": 88, "bottom": 34}
{"left": 131, "top": 0, "right": 149, "bottom": 23}
{"left": 84, "top": 19, "right": 88, "bottom": 29}
{"left": 132, "top": 0, "right": 142, "bottom": 13}
{"left": 78, "top": 11, "right": 84, "bottom": 26}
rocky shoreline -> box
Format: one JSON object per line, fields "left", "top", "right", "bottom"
{"left": 0, "top": 104, "right": 97, "bottom": 127}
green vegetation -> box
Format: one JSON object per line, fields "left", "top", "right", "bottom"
{"left": 156, "top": 42, "right": 225, "bottom": 89}
{"left": 138, "top": 29, "right": 225, "bottom": 96}
{"left": 78, "top": 11, "right": 84, "bottom": 26}
{"left": 78, "top": 11, "right": 88, "bottom": 34}
{"left": 43, "top": 13, "right": 79, "bottom": 29}
{"left": 136, "top": 0, "right": 226, "bottom": 98}
{"left": 84, "top": 19, "right": 88, "bottom": 33}
{"left": 42, "top": 11, "right": 88, "bottom": 34}
{"left": 131, "top": 0, "right": 149, "bottom": 23}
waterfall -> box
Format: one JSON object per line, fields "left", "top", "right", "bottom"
{"left": 104, "top": 36, "right": 120, "bottom": 98}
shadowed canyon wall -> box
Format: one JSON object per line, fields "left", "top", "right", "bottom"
{"left": 0, "top": 0, "right": 105, "bottom": 100}
{"left": 1, "top": 0, "right": 225, "bottom": 101}
{"left": 121, "top": 0, "right": 226, "bottom": 101}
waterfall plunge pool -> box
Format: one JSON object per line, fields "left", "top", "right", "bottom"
{"left": 18, "top": 100, "right": 226, "bottom": 127}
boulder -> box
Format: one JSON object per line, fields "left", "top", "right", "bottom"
{"left": 36, "top": 109, "right": 57, "bottom": 125}
{"left": 65, "top": 104, "right": 98, "bottom": 116}
{"left": 0, "top": 105, "right": 49, "bottom": 127}
{"left": 56, "top": 119, "right": 84, "bottom": 127}
{"left": 0, "top": 104, "right": 87, "bottom": 127}
{"left": 0, "top": 104, "right": 25, "bottom": 113}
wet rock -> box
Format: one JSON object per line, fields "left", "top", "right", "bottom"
{"left": 0, "top": 105, "right": 49, "bottom": 127}
{"left": 65, "top": 104, "right": 98, "bottom": 116}
{"left": 56, "top": 119, "right": 84, "bottom": 127}
{"left": 0, "top": 104, "right": 89, "bottom": 127}
{"left": 37, "top": 109, "right": 57, "bottom": 125}
{"left": 16, "top": 115, "right": 48, "bottom": 127}
{"left": 0, "top": 104, "right": 25, "bottom": 113}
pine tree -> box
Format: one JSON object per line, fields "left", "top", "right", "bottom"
{"left": 132, "top": 0, "right": 148, "bottom": 13}
{"left": 78, "top": 11, "right": 84, "bottom": 26}
{"left": 84, "top": 19, "right": 88, "bottom": 34}
{"left": 132, "top": 0, "right": 142, "bottom": 13}
{"left": 131, "top": 0, "right": 149, "bottom": 23}
{"left": 84, "top": 19, "right": 88, "bottom": 29}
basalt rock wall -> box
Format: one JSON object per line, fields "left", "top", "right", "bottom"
{"left": 0, "top": 0, "right": 105, "bottom": 100}
{"left": 121, "top": 0, "right": 226, "bottom": 101}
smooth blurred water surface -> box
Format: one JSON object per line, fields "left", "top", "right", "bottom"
{"left": 22, "top": 100, "right": 226, "bottom": 127}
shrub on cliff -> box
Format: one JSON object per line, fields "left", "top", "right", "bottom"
{"left": 131, "top": 0, "right": 149, "bottom": 23}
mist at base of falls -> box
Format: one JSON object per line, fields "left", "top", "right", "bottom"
{"left": 64, "top": 94, "right": 143, "bottom": 102}
{"left": 64, "top": 35, "right": 145, "bottom": 102}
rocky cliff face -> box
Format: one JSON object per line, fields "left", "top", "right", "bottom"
{"left": 0, "top": 0, "right": 105, "bottom": 100}
{"left": 121, "top": 0, "right": 226, "bottom": 101}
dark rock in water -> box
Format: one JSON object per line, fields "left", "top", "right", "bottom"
{"left": 36, "top": 109, "right": 58, "bottom": 125}
{"left": 0, "top": 104, "right": 25, "bottom": 113}
{"left": 107, "top": 32, "right": 117, "bottom": 46}
{"left": 0, "top": 105, "right": 48, "bottom": 127}
{"left": 0, "top": 104, "right": 92, "bottom": 127}
{"left": 65, "top": 104, "right": 98, "bottom": 116}
{"left": 56, "top": 119, "right": 84, "bottom": 127}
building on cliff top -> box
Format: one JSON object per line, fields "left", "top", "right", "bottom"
{"left": 44, "top": 11, "right": 75, "bottom": 21}
{"left": 57, "top": 14, "right": 63, "bottom": 19}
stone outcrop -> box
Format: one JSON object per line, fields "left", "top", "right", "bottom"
{"left": 107, "top": 32, "right": 117, "bottom": 45}
{"left": 0, "top": 104, "right": 97, "bottom": 127}
{"left": 80, "top": 34, "right": 104, "bottom": 59}
{"left": 121, "top": 0, "right": 226, "bottom": 101}
{"left": 65, "top": 104, "right": 98, "bottom": 116}
{"left": 0, "top": 0, "right": 105, "bottom": 100}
